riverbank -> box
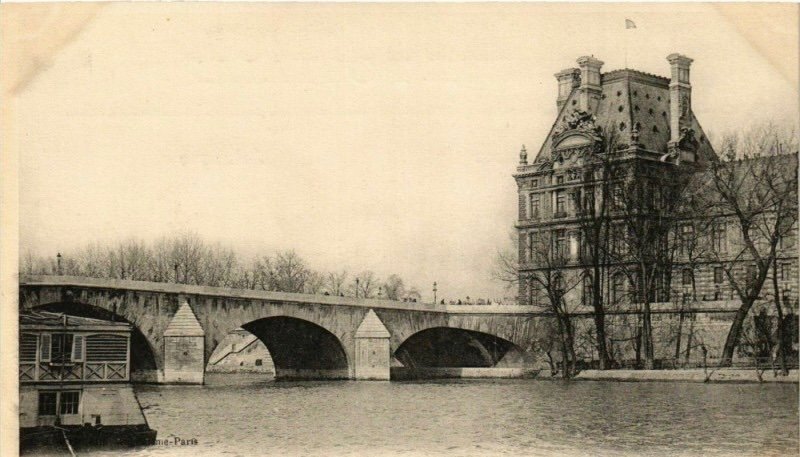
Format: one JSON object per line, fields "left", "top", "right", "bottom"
{"left": 572, "top": 368, "right": 799, "bottom": 384}
{"left": 388, "top": 366, "right": 798, "bottom": 383}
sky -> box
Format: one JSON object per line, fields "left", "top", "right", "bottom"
{"left": 5, "top": 3, "right": 799, "bottom": 301}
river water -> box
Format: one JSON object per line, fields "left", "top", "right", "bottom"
{"left": 40, "top": 374, "right": 800, "bottom": 457}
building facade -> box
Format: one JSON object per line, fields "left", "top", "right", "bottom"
{"left": 513, "top": 54, "right": 798, "bottom": 366}
{"left": 206, "top": 328, "right": 275, "bottom": 374}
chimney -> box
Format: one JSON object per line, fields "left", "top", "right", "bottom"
{"left": 667, "top": 53, "right": 693, "bottom": 144}
{"left": 554, "top": 68, "right": 581, "bottom": 111}
{"left": 576, "top": 56, "right": 603, "bottom": 112}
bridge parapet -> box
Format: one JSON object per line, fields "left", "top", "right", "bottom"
{"left": 19, "top": 275, "right": 743, "bottom": 319}
{"left": 19, "top": 275, "right": 540, "bottom": 315}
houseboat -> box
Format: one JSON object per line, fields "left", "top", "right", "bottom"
{"left": 19, "top": 310, "right": 157, "bottom": 452}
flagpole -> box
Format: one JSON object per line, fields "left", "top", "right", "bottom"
{"left": 624, "top": 33, "right": 628, "bottom": 68}
{"left": 624, "top": 19, "right": 629, "bottom": 68}
{"left": 624, "top": 19, "right": 636, "bottom": 69}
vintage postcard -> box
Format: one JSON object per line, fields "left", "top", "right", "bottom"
{"left": 2, "top": 3, "right": 798, "bottom": 456}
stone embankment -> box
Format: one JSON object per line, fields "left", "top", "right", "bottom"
{"left": 572, "top": 368, "right": 799, "bottom": 383}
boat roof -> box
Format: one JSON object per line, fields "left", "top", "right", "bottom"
{"left": 20, "top": 310, "right": 131, "bottom": 332}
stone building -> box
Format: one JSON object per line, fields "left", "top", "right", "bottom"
{"left": 206, "top": 328, "right": 275, "bottom": 374}
{"left": 514, "top": 54, "right": 798, "bottom": 366}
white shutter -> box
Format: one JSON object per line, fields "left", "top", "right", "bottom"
{"left": 71, "top": 335, "right": 84, "bottom": 362}
{"left": 40, "top": 334, "right": 51, "bottom": 362}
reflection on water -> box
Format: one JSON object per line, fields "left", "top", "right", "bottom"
{"left": 49, "top": 374, "right": 800, "bottom": 456}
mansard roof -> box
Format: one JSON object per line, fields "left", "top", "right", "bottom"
{"left": 531, "top": 65, "right": 716, "bottom": 167}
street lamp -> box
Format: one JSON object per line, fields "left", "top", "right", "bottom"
{"left": 433, "top": 282, "right": 437, "bottom": 304}
{"left": 56, "top": 253, "right": 62, "bottom": 275}
{"left": 355, "top": 278, "right": 360, "bottom": 298}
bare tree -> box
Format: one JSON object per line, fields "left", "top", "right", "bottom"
{"left": 269, "top": 250, "right": 311, "bottom": 293}
{"left": 403, "top": 287, "right": 422, "bottom": 303}
{"left": 20, "top": 249, "right": 52, "bottom": 275}
{"left": 303, "top": 270, "right": 326, "bottom": 295}
{"left": 492, "top": 230, "right": 521, "bottom": 292}
{"left": 326, "top": 270, "right": 348, "bottom": 296}
{"left": 148, "top": 237, "right": 176, "bottom": 283}
{"left": 526, "top": 230, "right": 584, "bottom": 378}
{"left": 613, "top": 157, "right": 691, "bottom": 369}
{"left": 107, "top": 238, "right": 151, "bottom": 281}
{"left": 230, "top": 257, "right": 261, "bottom": 290}
{"left": 383, "top": 274, "right": 406, "bottom": 300}
{"left": 201, "top": 244, "right": 239, "bottom": 287}
{"left": 572, "top": 131, "right": 621, "bottom": 369}
{"left": 172, "top": 232, "right": 207, "bottom": 284}
{"left": 76, "top": 242, "right": 111, "bottom": 279}
{"left": 769, "top": 257, "right": 790, "bottom": 375}
{"left": 529, "top": 317, "right": 561, "bottom": 376}
{"left": 703, "top": 123, "right": 798, "bottom": 367}
{"left": 351, "top": 270, "right": 379, "bottom": 298}
{"left": 669, "top": 176, "right": 718, "bottom": 366}
{"left": 737, "top": 309, "right": 778, "bottom": 382}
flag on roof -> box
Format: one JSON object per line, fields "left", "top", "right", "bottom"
{"left": 625, "top": 19, "right": 637, "bottom": 29}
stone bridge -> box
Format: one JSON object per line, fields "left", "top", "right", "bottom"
{"left": 19, "top": 275, "right": 548, "bottom": 383}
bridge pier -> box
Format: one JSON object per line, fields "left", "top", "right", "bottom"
{"left": 163, "top": 300, "right": 205, "bottom": 384}
{"left": 354, "top": 309, "right": 391, "bottom": 380}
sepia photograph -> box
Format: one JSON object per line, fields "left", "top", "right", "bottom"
{"left": 1, "top": 2, "right": 798, "bottom": 456}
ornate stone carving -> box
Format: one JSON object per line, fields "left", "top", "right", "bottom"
{"left": 680, "top": 94, "right": 691, "bottom": 120}
{"left": 552, "top": 146, "right": 590, "bottom": 164}
{"left": 553, "top": 109, "right": 602, "bottom": 138}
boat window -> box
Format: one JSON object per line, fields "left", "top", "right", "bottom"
{"left": 38, "top": 392, "right": 57, "bottom": 416}
{"left": 60, "top": 391, "right": 80, "bottom": 415}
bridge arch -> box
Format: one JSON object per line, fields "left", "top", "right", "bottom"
{"left": 212, "top": 316, "right": 350, "bottom": 380}
{"left": 31, "top": 301, "right": 160, "bottom": 382}
{"left": 394, "top": 327, "right": 526, "bottom": 368}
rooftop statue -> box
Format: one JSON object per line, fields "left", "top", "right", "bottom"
{"left": 677, "top": 127, "right": 698, "bottom": 151}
